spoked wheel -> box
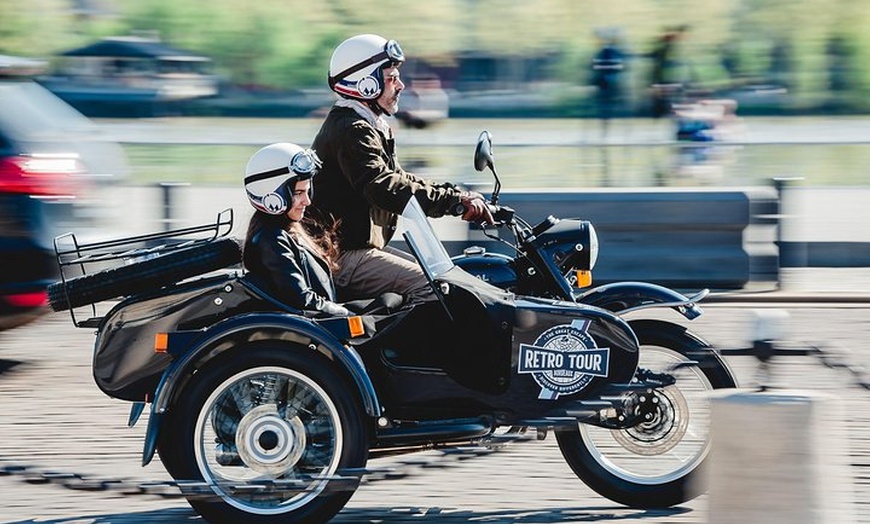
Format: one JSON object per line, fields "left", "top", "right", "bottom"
{"left": 556, "top": 319, "right": 736, "bottom": 508}
{"left": 157, "top": 344, "right": 368, "bottom": 524}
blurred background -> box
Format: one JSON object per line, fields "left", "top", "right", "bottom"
{"left": 2, "top": 0, "right": 870, "bottom": 329}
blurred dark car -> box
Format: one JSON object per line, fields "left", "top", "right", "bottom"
{"left": 0, "top": 55, "right": 129, "bottom": 330}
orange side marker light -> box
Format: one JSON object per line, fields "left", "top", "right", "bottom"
{"left": 348, "top": 316, "right": 365, "bottom": 338}
{"left": 154, "top": 333, "right": 169, "bottom": 353}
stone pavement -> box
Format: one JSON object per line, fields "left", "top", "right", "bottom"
{"left": 1, "top": 294, "right": 869, "bottom": 522}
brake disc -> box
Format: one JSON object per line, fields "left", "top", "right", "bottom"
{"left": 610, "top": 385, "right": 690, "bottom": 456}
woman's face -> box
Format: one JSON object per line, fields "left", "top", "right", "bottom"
{"left": 286, "top": 178, "right": 311, "bottom": 222}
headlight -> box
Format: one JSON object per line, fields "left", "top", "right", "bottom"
{"left": 532, "top": 219, "right": 598, "bottom": 272}
{"left": 587, "top": 223, "right": 599, "bottom": 270}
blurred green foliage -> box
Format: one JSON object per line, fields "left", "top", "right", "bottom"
{"left": 1, "top": 0, "right": 869, "bottom": 111}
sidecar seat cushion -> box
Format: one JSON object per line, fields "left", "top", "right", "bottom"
{"left": 344, "top": 292, "right": 405, "bottom": 315}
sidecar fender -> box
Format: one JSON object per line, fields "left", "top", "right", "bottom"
{"left": 140, "top": 312, "right": 380, "bottom": 466}
{"left": 576, "top": 282, "right": 708, "bottom": 319}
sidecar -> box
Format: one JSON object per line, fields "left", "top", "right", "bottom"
{"left": 49, "top": 200, "right": 729, "bottom": 524}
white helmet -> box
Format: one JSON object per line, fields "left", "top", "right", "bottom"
{"left": 328, "top": 34, "right": 405, "bottom": 100}
{"left": 244, "top": 143, "right": 321, "bottom": 215}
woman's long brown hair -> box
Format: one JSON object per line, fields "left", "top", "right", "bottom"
{"left": 294, "top": 218, "right": 342, "bottom": 272}
{"left": 245, "top": 211, "right": 341, "bottom": 272}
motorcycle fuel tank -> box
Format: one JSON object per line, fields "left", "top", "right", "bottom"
{"left": 452, "top": 248, "right": 517, "bottom": 289}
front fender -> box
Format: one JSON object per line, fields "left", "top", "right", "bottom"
{"left": 576, "top": 282, "right": 708, "bottom": 319}
{"left": 140, "top": 312, "right": 380, "bottom": 466}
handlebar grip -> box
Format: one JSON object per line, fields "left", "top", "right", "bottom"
{"left": 449, "top": 202, "right": 466, "bottom": 217}
{"left": 451, "top": 201, "right": 514, "bottom": 224}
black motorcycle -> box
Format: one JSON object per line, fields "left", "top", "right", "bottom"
{"left": 47, "top": 135, "right": 736, "bottom": 523}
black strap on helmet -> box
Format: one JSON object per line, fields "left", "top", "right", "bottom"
{"left": 245, "top": 150, "right": 320, "bottom": 185}
{"left": 328, "top": 39, "right": 405, "bottom": 88}
{"left": 244, "top": 166, "right": 292, "bottom": 185}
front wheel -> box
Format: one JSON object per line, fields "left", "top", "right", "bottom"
{"left": 556, "top": 319, "right": 736, "bottom": 508}
{"left": 157, "top": 344, "right": 368, "bottom": 524}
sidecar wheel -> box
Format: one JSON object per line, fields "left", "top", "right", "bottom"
{"left": 556, "top": 319, "right": 736, "bottom": 508}
{"left": 157, "top": 345, "right": 368, "bottom": 524}
{"left": 47, "top": 237, "right": 241, "bottom": 311}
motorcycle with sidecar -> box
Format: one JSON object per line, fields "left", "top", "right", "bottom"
{"left": 47, "top": 133, "right": 737, "bottom": 524}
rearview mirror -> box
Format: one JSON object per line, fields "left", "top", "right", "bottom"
{"left": 474, "top": 130, "right": 493, "bottom": 172}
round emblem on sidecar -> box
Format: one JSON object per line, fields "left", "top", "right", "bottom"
{"left": 518, "top": 319, "right": 611, "bottom": 400}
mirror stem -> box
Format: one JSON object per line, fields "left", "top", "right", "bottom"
{"left": 491, "top": 167, "right": 501, "bottom": 204}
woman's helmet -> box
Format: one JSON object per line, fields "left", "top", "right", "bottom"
{"left": 244, "top": 143, "right": 321, "bottom": 215}
{"left": 328, "top": 34, "right": 405, "bottom": 100}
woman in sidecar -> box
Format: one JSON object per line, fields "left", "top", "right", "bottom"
{"left": 241, "top": 141, "right": 351, "bottom": 317}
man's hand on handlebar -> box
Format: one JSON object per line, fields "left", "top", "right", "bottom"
{"left": 459, "top": 191, "right": 495, "bottom": 225}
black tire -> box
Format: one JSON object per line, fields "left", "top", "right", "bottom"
{"left": 556, "top": 319, "right": 737, "bottom": 508}
{"left": 157, "top": 344, "right": 368, "bottom": 524}
{"left": 48, "top": 238, "right": 241, "bottom": 311}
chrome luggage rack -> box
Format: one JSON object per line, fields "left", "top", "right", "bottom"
{"left": 52, "top": 209, "right": 235, "bottom": 327}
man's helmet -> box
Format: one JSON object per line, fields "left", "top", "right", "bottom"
{"left": 244, "top": 143, "right": 321, "bottom": 215}
{"left": 328, "top": 34, "right": 405, "bottom": 100}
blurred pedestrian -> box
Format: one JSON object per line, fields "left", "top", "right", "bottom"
{"left": 648, "top": 25, "right": 688, "bottom": 118}
{"left": 309, "top": 33, "right": 493, "bottom": 305}
{"left": 591, "top": 27, "right": 627, "bottom": 137}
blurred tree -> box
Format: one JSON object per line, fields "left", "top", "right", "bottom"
{"left": 1, "top": 0, "right": 869, "bottom": 112}
{"left": 0, "top": 0, "right": 78, "bottom": 57}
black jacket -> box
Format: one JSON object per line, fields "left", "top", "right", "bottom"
{"left": 243, "top": 215, "right": 348, "bottom": 316}
{"left": 310, "top": 106, "right": 463, "bottom": 250}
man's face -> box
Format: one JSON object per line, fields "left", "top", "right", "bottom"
{"left": 376, "top": 66, "right": 404, "bottom": 115}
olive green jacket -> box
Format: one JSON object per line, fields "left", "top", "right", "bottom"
{"left": 310, "top": 105, "right": 463, "bottom": 250}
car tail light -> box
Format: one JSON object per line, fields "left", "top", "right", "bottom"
{"left": 2, "top": 291, "right": 48, "bottom": 308}
{"left": 0, "top": 154, "right": 83, "bottom": 196}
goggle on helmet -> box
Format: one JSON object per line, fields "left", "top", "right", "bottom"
{"left": 244, "top": 144, "right": 322, "bottom": 216}
{"left": 328, "top": 35, "right": 405, "bottom": 100}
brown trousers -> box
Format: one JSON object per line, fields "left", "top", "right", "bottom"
{"left": 334, "top": 246, "right": 436, "bottom": 305}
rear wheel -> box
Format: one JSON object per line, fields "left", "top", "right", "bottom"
{"left": 556, "top": 319, "right": 736, "bottom": 508}
{"left": 157, "top": 344, "right": 368, "bottom": 524}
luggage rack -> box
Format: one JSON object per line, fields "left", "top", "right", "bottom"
{"left": 52, "top": 209, "right": 235, "bottom": 328}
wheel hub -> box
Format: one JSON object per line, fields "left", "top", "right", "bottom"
{"left": 611, "top": 385, "right": 690, "bottom": 456}
{"left": 235, "top": 404, "right": 306, "bottom": 475}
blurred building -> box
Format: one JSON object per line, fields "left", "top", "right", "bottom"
{"left": 38, "top": 35, "right": 219, "bottom": 117}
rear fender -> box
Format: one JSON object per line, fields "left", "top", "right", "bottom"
{"left": 140, "top": 312, "right": 380, "bottom": 466}
{"left": 576, "top": 282, "right": 708, "bottom": 319}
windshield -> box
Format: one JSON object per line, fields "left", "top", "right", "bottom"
{"left": 399, "top": 197, "right": 455, "bottom": 278}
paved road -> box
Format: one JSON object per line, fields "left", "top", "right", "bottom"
{"left": 0, "top": 301, "right": 868, "bottom": 523}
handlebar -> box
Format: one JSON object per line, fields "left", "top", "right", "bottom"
{"left": 491, "top": 204, "right": 514, "bottom": 224}
{"left": 448, "top": 201, "right": 514, "bottom": 226}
